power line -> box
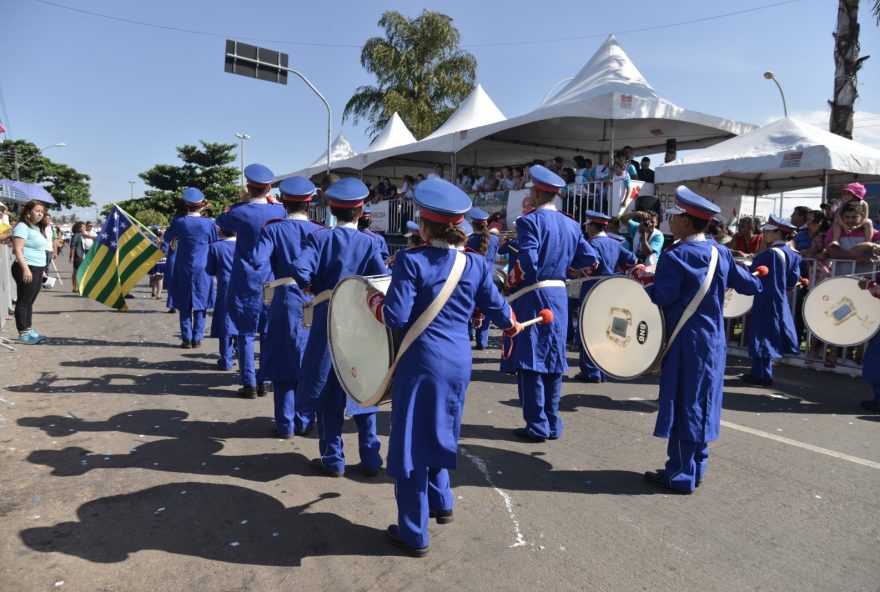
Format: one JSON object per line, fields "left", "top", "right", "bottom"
{"left": 31, "top": 0, "right": 803, "bottom": 50}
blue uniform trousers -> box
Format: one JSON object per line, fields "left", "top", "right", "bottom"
{"left": 518, "top": 370, "right": 564, "bottom": 439}
{"left": 316, "top": 378, "right": 382, "bottom": 473}
{"left": 217, "top": 336, "right": 235, "bottom": 370}
{"left": 663, "top": 437, "right": 709, "bottom": 493}
{"left": 179, "top": 309, "right": 206, "bottom": 342}
{"left": 236, "top": 333, "right": 267, "bottom": 387}
{"left": 474, "top": 321, "right": 489, "bottom": 349}
{"left": 273, "top": 380, "right": 296, "bottom": 437}
{"left": 871, "top": 383, "right": 880, "bottom": 405}
{"left": 395, "top": 466, "right": 454, "bottom": 549}
{"left": 295, "top": 410, "right": 315, "bottom": 434}
{"left": 751, "top": 357, "right": 773, "bottom": 382}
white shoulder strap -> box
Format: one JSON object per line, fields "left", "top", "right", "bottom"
{"left": 369, "top": 250, "right": 467, "bottom": 404}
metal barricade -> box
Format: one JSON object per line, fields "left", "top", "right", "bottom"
{"left": 725, "top": 257, "right": 877, "bottom": 374}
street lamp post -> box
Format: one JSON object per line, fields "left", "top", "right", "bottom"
{"left": 129, "top": 180, "right": 135, "bottom": 200}
{"left": 14, "top": 142, "right": 66, "bottom": 181}
{"left": 763, "top": 71, "right": 788, "bottom": 117}
{"left": 235, "top": 133, "right": 251, "bottom": 186}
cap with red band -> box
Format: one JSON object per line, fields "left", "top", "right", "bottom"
{"left": 665, "top": 185, "right": 720, "bottom": 220}
{"left": 279, "top": 176, "right": 315, "bottom": 203}
{"left": 761, "top": 214, "right": 797, "bottom": 233}
{"left": 528, "top": 164, "right": 565, "bottom": 194}
{"left": 324, "top": 177, "right": 369, "bottom": 209}
{"left": 414, "top": 178, "right": 471, "bottom": 225}
{"left": 244, "top": 163, "right": 274, "bottom": 189}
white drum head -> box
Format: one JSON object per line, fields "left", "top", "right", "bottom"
{"left": 803, "top": 277, "right": 880, "bottom": 347}
{"left": 328, "top": 275, "right": 394, "bottom": 406}
{"left": 578, "top": 276, "right": 665, "bottom": 380}
{"left": 723, "top": 289, "right": 754, "bottom": 319}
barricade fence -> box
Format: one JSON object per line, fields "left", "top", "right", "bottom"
{"left": 0, "top": 243, "right": 13, "bottom": 331}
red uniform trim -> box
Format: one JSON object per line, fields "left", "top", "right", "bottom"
{"left": 533, "top": 180, "right": 562, "bottom": 193}
{"left": 676, "top": 199, "right": 714, "bottom": 220}
{"left": 419, "top": 209, "right": 465, "bottom": 224}
{"left": 326, "top": 198, "right": 364, "bottom": 209}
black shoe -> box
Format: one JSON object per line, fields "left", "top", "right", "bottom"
{"left": 386, "top": 525, "right": 428, "bottom": 557}
{"left": 191, "top": 340, "right": 202, "bottom": 349}
{"left": 429, "top": 509, "right": 454, "bottom": 524}
{"left": 274, "top": 428, "right": 293, "bottom": 440}
{"left": 180, "top": 340, "right": 192, "bottom": 349}
{"left": 574, "top": 372, "right": 602, "bottom": 383}
{"left": 294, "top": 424, "right": 315, "bottom": 437}
{"left": 696, "top": 480, "right": 703, "bottom": 488}
{"left": 739, "top": 373, "right": 772, "bottom": 387}
{"left": 362, "top": 464, "right": 382, "bottom": 477}
{"left": 310, "top": 457, "right": 344, "bottom": 478}
{"left": 256, "top": 383, "right": 271, "bottom": 397}
{"left": 237, "top": 385, "right": 257, "bottom": 399}
{"left": 643, "top": 470, "right": 692, "bottom": 495}
{"left": 167, "top": 308, "right": 176, "bottom": 314}
{"left": 860, "top": 400, "right": 880, "bottom": 413}
{"left": 512, "top": 427, "right": 545, "bottom": 443}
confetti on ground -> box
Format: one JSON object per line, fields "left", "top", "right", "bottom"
{"left": 240, "top": 520, "right": 248, "bottom": 525}
{"left": 54, "top": 581, "right": 64, "bottom": 587}
{"left": 155, "top": 507, "right": 165, "bottom": 514}
{"left": 229, "top": 542, "right": 240, "bottom": 547}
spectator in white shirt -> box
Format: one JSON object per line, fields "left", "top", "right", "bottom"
{"left": 427, "top": 164, "right": 446, "bottom": 180}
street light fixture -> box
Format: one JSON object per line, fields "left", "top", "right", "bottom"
{"left": 15, "top": 142, "right": 67, "bottom": 180}
{"left": 763, "top": 71, "right": 788, "bottom": 117}
{"left": 235, "top": 132, "right": 251, "bottom": 186}
{"left": 129, "top": 180, "right": 135, "bottom": 200}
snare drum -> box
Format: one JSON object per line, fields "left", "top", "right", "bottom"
{"left": 578, "top": 276, "right": 666, "bottom": 379}
{"left": 803, "top": 277, "right": 880, "bottom": 346}
{"left": 327, "top": 275, "right": 397, "bottom": 407}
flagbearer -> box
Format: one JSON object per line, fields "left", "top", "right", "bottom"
{"left": 506, "top": 165, "right": 599, "bottom": 442}
{"left": 252, "top": 176, "right": 323, "bottom": 438}
{"left": 217, "top": 163, "right": 286, "bottom": 399}
{"left": 575, "top": 210, "right": 637, "bottom": 382}
{"left": 163, "top": 188, "right": 217, "bottom": 348}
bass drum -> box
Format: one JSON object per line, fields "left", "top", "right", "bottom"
{"left": 723, "top": 289, "right": 754, "bottom": 319}
{"left": 578, "top": 276, "right": 666, "bottom": 380}
{"left": 328, "top": 275, "right": 397, "bottom": 407}
{"left": 803, "top": 276, "right": 880, "bottom": 347}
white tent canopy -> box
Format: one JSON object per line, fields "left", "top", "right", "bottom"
{"left": 357, "top": 35, "right": 755, "bottom": 175}
{"left": 362, "top": 112, "right": 417, "bottom": 154}
{"left": 655, "top": 116, "right": 880, "bottom": 194}
{"left": 276, "top": 134, "right": 358, "bottom": 182}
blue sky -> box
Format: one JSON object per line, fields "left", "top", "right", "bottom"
{"left": 2, "top": 0, "right": 879, "bottom": 218}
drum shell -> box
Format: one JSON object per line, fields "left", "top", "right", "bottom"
{"left": 578, "top": 276, "right": 666, "bottom": 379}
{"left": 803, "top": 276, "right": 880, "bottom": 346}
{"left": 723, "top": 289, "right": 754, "bottom": 319}
{"left": 328, "top": 275, "right": 397, "bottom": 407}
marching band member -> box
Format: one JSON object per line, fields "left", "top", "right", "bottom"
{"left": 359, "top": 203, "right": 390, "bottom": 261}
{"left": 575, "top": 210, "right": 637, "bottom": 383}
{"left": 292, "top": 177, "right": 388, "bottom": 478}
{"left": 216, "top": 163, "right": 286, "bottom": 399}
{"left": 507, "top": 165, "right": 599, "bottom": 442}
{"left": 740, "top": 215, "right": 802, "bottom": 387}
{"left": 163, "top": 188, "right": 217, "bottom": 349}
{"left": 466, "top": 207, "right": 500, "bottom": 350}
{"left": 859, "top": 281, "right": 880, "bottom": 413}
{"left": 404, "top": 220, "right": 423, "bottom": 248}
{"left": 252, "top": 177, "right": 323, "bottom": 438}
{"left": 642, "top": 186, "right": 762, "bottom": 494}
{"left": 205, "top": 227, "right": 237, "bottom": 371}
{"left": 367, "top": 177, "right": 521, "bottom": 557}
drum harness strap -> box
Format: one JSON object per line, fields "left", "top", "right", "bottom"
{"left": 501, "top": 279, "right": 567, "bottom": 360}
{"left": 652, "top": 246, "right": 719, "bottom": 371}
{"left": 370, "top": 250, "right": 467, "bottom": 404}
{"left": 263, "top": 277, "right": 334, "bottom": 329}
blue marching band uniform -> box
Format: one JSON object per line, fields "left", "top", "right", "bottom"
{"left": 465, "top": 207, "right": 501, "bottom": 349}
{"left": 168, "top": 164, "right": 872, "bottom": 553}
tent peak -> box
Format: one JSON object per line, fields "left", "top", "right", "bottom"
{"left": 423, "top": 84, "right": 506, "bottom": 140}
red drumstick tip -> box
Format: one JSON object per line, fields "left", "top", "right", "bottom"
{"left": 800, "top": 277, "right": 809, "bottom": 287}
{"left": 538, "top": 308, "right": 554, "bottom": 323}
{"left": 754, "top": 265, "right": 769, "bottom": 277}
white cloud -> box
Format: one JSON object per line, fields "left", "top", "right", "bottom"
{"left": 764, "top": 109, "right": 880, "bottom": 149}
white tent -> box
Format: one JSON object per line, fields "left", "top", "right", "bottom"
{"left": 359, "top": 35, "right": 755, "bottom": 175}
{"left": 655, "top": 117, "right": 880, "bottom": 195}
{"left": 362, "top": 112, "right": 417, "bottom": 154}
{"left": 276, "top": 134, "right": 358, "bottom": 182}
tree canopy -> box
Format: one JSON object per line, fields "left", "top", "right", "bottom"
{"left": 342, "top": 10, "right": 477, "bottom": 140}
{"left": 112, "top": 141, "right": 240, "bottom": 221}
{"left": 0, "top": 139, "right": 93, "bottom": 209}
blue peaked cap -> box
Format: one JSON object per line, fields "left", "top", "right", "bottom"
{"left": 414, "top": 178, "right": 471, "bottom": 222}
{"left": 244, "top": 163, "right": 274, "bottom": 185}
{"left": 325, "top": 177, "right": 369, "bottom": 204}
{"left": 279, "top": 176, "right": 315, "bottom": 198}
{"left": 182, "top": 187, "right": 205, "bottom": 204}
{"left": 468, "top": 207, "right": 489, "bottom": 221}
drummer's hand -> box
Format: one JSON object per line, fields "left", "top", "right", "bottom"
{"left": 472, "top": 315, "right": 483, "bottom": 329}
{"left": 502, "top": 321, "right": 523, "bottom": 337}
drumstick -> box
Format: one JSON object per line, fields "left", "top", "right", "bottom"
{"left": 519, "top": 308, "right": 554, "bottom": 329}
{"left": 752, "top": 266, "right": 768, "bottom": 277}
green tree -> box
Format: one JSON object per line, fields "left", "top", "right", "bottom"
{"left": 342, "top": 10, "right": 477, "bottom": 140}
{"left": 829, "top": 0, "right": 880, "bottom": 138}
{"left": 0, "top": 139, "right": 93, "bottom": 209}
{"left": 129, "top": 208, "right": 168, "bottom": 228}
{"left": 113, "top": 141, "right": 239, "bottom": 218}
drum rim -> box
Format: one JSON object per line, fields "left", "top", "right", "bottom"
{"left": 803, "top": 276, "right": 880, "bottom": 347}
{"left": 722, "top": 288, "right": 755, "bottom": 319}
{"left": 327, "top": 275, "right": 395, "bottom": 405}
{"left": 578, "top": 275, "right": 666, "bottom": 380}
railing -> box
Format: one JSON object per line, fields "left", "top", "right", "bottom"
{"left": 0, "top": 243, "right": 13, "bottom": 331}
{"left": 726, "top": 257, "right": 878, "bottom": 373}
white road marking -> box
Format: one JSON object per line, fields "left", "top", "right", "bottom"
{"left": 460, "top": 447, "right": 527, "bottom": 548}
{"left": 627, "top": 398, "right": 880, "bottom": 471}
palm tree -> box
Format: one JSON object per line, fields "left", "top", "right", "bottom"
{"left": 829, "top": 0, "right": 876, "bottom": 138}
{"left": 342, "top": 10, "right": 477, "bottom": 140}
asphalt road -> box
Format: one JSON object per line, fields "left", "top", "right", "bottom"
{"left": 1, "top": 260, "right": 878, "bottom": 592}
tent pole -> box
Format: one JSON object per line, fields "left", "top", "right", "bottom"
{"left": 822, "top": 170, "right": 828, "bottom": 204}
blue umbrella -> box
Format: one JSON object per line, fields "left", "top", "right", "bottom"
{"left": 6, "top": 180, "right": 57, "bottom": 204}
{"left": 0, "top": 180, "right": 31, "bottom": 204}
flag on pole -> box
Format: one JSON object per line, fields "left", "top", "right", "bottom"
{"left": 0, "top": 121, "right": 6, "bottom": 134}
{"left": 76, "top": 205, "right": 164, "bottom": 311}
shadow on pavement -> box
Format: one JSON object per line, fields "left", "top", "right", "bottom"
{"left": 7, "top": 370, "right": 237, "bottom": 398}
{"left": 59, "top": 356, "right": 218, "bottom": 372}
{"left": 40, "top": 337, "right": 173, "bottom": 348}
{"left": 19, "top": 484, "right": 388, "bottom": 565}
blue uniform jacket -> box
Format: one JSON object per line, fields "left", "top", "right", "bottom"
{"left": 292, "top": 226, "right": 389, "bottom": 414}
{"left": 362, "top": 229, "right": 390, "bottom": 262}
{"left": 466, "top": 232, "right": 500, "bottom": 265}
{"left": 647, "top": 239, "right": 762, "bottom": 443}
{"left": 749, "top": 243, "right": 802, "bottom": 359}
{"left": 253, "top": 217, "right": 323, "bottom": 382}
{"left": 205, "top": 238, "right": 236, "bottom": 338}
{"left": 580, "top": 233, "right": 637, "bottom": 298}
{"left": 163, "top": 215, "right": 217, "bottom": 311}
{"left": 216, "top": 201, "right": 286, "bottom": 335}
{"left": 383, "top": 245, "right": 513, "bottom": 478}
{"left": 508, "top": 207, "right": 598, "bottom": 373}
